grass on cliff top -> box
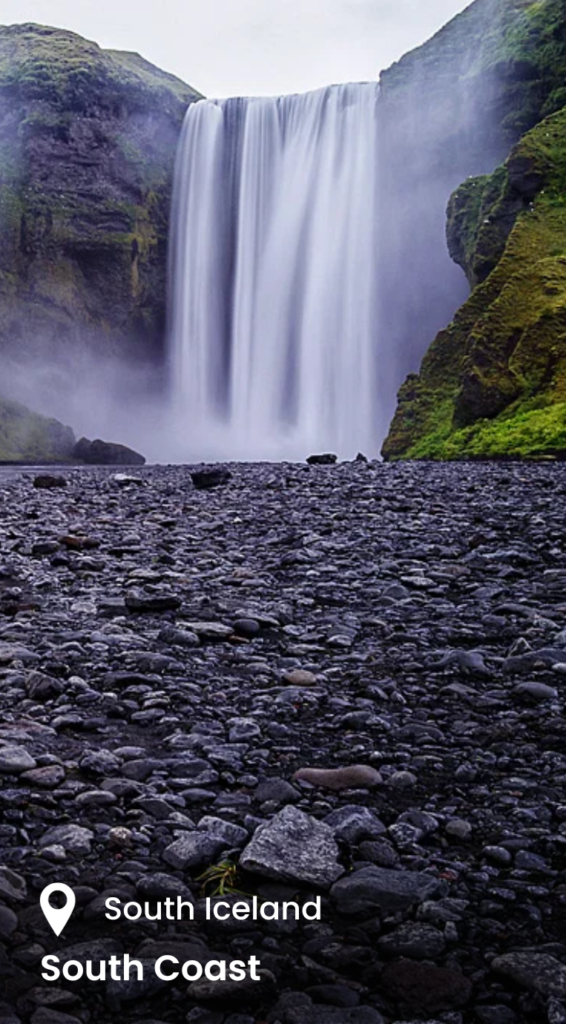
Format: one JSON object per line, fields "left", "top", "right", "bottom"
{"left": 0, "top": 23, "right": 201, "bottom": 109}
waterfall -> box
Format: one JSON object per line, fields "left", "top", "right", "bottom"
{"left": 169, "top": 83, "right": 381, "bottom": 461}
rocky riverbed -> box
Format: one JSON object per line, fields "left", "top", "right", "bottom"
{"left": 1, "top": 460, "right": 566, "bottom": 1024}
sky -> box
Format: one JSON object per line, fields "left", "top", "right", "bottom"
{"left": 1, "top": 0, "right": 472, "bottom": 98}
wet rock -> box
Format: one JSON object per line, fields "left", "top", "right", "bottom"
{"left": 282, "top": 669, "right": 318, "bottom": 686}
{"left": 25, "top": 671, "right": 63, "bottom": 701}
{"left": 483, "top": 845, "right": 513, "bottom": 866}
{"left": 136, "top": 874, "right": 195, "bottom": 902}
{"left": 286, "top": 1006, "right": 384, "bottom": 1023}
{"left": 445, "top": 819, "right": 473, "bottom": 841}
{"left": 513, "top": 681, "right": 558, "bottom": 701}
{"left": 1, "top": 461, "right": 566, "bottom": 1023}
{"left": 20, "top": 765, "right": 65, "bottom": 787}
{"left": 185, "top": 622, "right": 234, "bottom": 641}
{"left": 255, "top": 779, "right": 300, "bottom": 805}
{"left": 233, "top": 619, "right": 261, "bottom": 639}
{"left": 197, "top": 817, "right": 248, "bottom": 847}
{"left": 31, "top": 1011, "right": 83, "bottom": 1024}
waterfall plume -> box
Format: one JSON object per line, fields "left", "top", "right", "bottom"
{"left": 169, "top": 83, "right": 381, "bottom": 461}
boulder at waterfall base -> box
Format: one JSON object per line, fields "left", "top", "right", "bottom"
{"left": 72, "top": 437, "right": 146, "bottom": 466}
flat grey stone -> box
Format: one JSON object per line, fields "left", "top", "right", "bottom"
{"left": 331, "top": 866, "right": 444, "bottom": 914}
{"left": 185, "top": 621, "right": 234, "bottom": 640}
{"left": 240, "top": 805, "right": 344, "bottom": 889}
{"left": 492, "top": 951, "right": 566, "bottom": 998}
{"left": 38, "top": 824, "right": 94, "bottom": 854}
{"left": 0, "top": 746, "right": 36, "bottom": 772}
{"left": 378, "top": 922, "right": 446, "bottom": 959}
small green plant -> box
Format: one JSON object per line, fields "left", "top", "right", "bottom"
{"left": 197, "top": 860, "right": 250, "bottom": 898}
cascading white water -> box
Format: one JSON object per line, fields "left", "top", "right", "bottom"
{"left": 169, "top": 83, "right": 381, "bottom": 461}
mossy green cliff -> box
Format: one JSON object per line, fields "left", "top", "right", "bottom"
{"left": 0, "top": 23, "right": 200, "bottom": 373}
{"left": 377, "top": 0, "right": 566, "bottom": 410}
{"left": 0, "top": 396, "right": 73, "bottom": 460}
{"left": 383, "top": 106, "right": 566, "bottom": 460}
{"left": 382, "top": 0, "right": 566, "bottom": 460}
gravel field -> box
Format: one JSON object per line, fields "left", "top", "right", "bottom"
{"left": 0, "top": 460, "right": 566, "bottom": 1024}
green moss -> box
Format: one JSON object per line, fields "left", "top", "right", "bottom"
{"left": 383, "top": 101, "right": 566, "bottom": 461}
{"left": 405, "top": 400, "right": 566, "bottom": 460}
{"left": 447, "top": 168, "right": 515, "bottom": 286}
{"left": 0, "top": 23, "right": 201, "bottom": 111}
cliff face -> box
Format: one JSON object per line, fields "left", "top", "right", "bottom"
{"left": 382, "top": 0, "right": 566, "bottom": 459}
{"left": 0, "top": 23, "right": 200, "bottom": 375}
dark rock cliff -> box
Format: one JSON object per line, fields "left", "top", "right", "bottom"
{"left": 0, "top": 22, "right": 200, "bottom": 377}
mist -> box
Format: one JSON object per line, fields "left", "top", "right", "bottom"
{"left": 2, "top": 345, "right": 173, "bottom": 464}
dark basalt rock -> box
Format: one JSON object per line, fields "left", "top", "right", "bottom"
{"left": 32, "top": 474, "right": 67, "bottom": 489}
{"left": 381, "top": 958, "right": 473, "bottom": 1013}
{"left": 307, "top": 454, "right": 338, "bottom": 466}
{"left": 72, "top": 437, "right": 146, "bottom": 466}
{"left": 191, "top": 466, "right": 232, "bottom": 490}
{"left": 2, "top": 425, "right": 566, "bottom": 1024}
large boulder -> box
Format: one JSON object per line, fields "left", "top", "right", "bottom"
{"left": 72, "top": 437, "right": 145, "bottom": 465}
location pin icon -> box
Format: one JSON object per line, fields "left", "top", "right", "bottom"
{"left": 40, "top": 883, "right": 76, "bottom": 936}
